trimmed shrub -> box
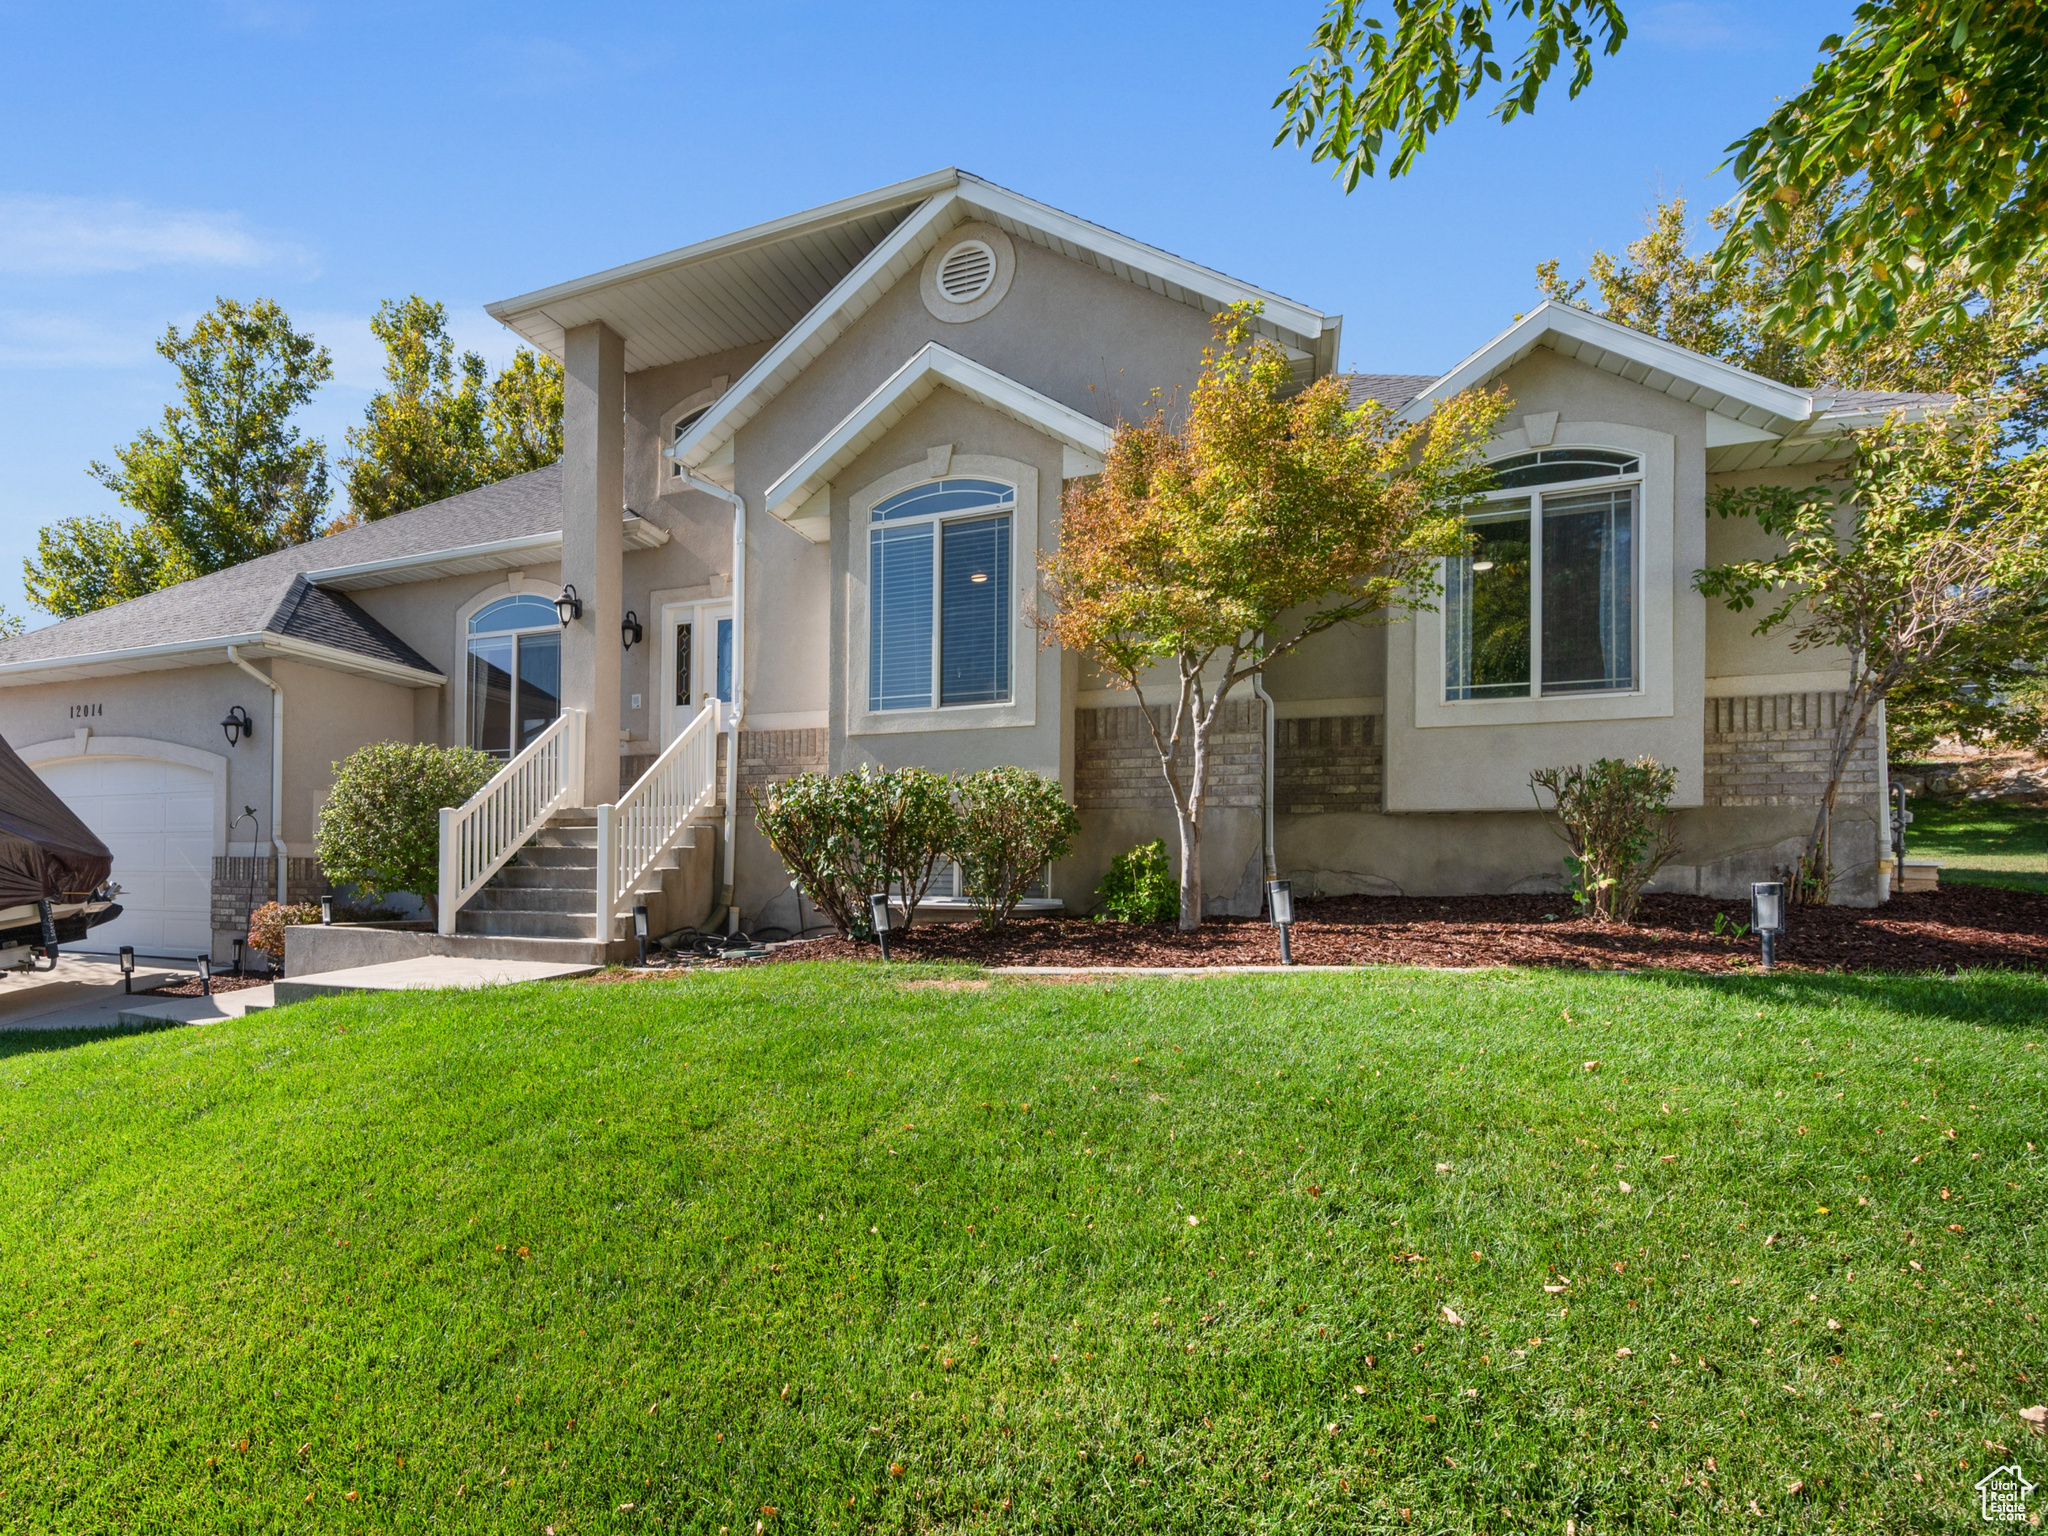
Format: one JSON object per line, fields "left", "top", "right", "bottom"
{"left": 247, "top": 901, "right": 320, "bottom": 966}
{"left": 753, "top": 767, "right": 957, "bottom": 938}
{"left": 1529, "top": 757, "right": 1681, "bottom": 924}
{"left": 1095, "top": 839, "right": 1178, "bottom": 923}
{"left": 950, "top": 767, "right": 1080, "bottom": 930}
{"left": 315, "top": 742, "right": 498, "bottom": 920}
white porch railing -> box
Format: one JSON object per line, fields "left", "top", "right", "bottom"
{"left": 597, "top": 701, "right": 722, "bottom": 928}
{"left": 436, "top": 709, "right": 586, "bottom": 935}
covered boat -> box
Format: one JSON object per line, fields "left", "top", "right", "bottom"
{"left": 0, "top": 732, "right": 120, "bottom": 966}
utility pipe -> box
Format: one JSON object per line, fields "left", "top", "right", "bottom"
{"left": 676, "top": 468, "right": 747, "bottom": 934}
{"left": 226, "top": 646, "right": 288, "bottom": 904}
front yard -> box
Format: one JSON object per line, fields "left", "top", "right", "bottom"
{"left": 2, "top": 964, "right": 2042, "bottom": 1532}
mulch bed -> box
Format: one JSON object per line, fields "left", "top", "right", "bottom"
{"left": 747, "top": 885, "right": 2048, "bottom": 975}
{"left": 143, "top": 973, "right": 275, "bottom": 997}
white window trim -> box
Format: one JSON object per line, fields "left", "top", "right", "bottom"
{"left": 453, "top": 576, "right": 565, "bottom": 754}
{"left": 656, "top": 378, "right": 728, "bottom": 494}
{"left": 1410, "top": 421, "right": 1676, "bottom": 728}
{"left": 848, "top": 452, "right": 1040, "bottom": 737}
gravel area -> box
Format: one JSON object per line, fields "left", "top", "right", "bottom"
{"left": 749, "top": 885, "right": 2048, "bottom": 974}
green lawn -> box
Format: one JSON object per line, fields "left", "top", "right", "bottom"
{"left": 1903, "top": 797, "right": 2048, "bottom": 893}
{"left": 2, "top": 966, "right": 2043, "bottom": 1533}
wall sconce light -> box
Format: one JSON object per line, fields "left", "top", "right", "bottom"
{"left": 622, "top": 610, "right": 643, "bottom": 649}
{"left": 1266, "top": 878, "right": 1297, "bottom": 966}
{"left": 320, "top": 894, "right": 333, "bottom": 925}
{"left": 868, "top": 892, "right": 893, "bottom": 960}
{"left": 1750, "top": 881, "right": 1785, "bottom": 970}
{"left": 119, "top": 945, "right": 135, "bottom": 993}
{"left": 554, "top": 584, "right": 582, "bottom": 626}
{"left": 221, "top": 704, "right": 255, "bottom": 747}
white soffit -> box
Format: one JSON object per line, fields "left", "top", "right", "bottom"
{"left": 762, "top": 343, "right": 1116, "bottom": 518}
{"left": 1397, "top": 301, "right": 1817, "bottom": 436}
{"left": 0, "top": 633, "right": 445, "bottom": 689}
{"left": 304, "top": 513, "right": 668, "bottom": 591}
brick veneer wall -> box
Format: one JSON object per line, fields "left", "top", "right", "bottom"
{"left": 210, "top": 857, "right": 330, "bottom": 936}
{"left": 1074, "top": 701, "right": 1263, "bottom": 811}
{"left": 1275, "top": 715, "right": 1383, "bottom": 815}
{"left": 1703, "top": 692, "right": 1882, "bottom": 807}
{"left": 738, "top": 728, "right": 829, "bottom": 811}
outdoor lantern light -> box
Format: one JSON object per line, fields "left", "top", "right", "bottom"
{"left": 633, "top": 903, "right": 651, "bottom": 967}
{"left": 622, "top": 609, "right": 643, "bottom": 649}
{"left": 554, "top": 583, "right": 582, "bottom": 626}
{"left": 1266, "top": 878, "right": 1297, "bottom": 966}
{"left": 320, "top": 894, "right": 333, "bottom": 925}
{"left": 231, "top": 936, "right": 246, "bottom": 977}
{"left": 220, "top": 704, "right": 254, "bottom": 747}
{"left": 119, "top": 945, "right": 134, "bottom": 993}
{"left": 1751, "top": 880, "right": 1786, "bottom": 970}
{"left": 196, "top": 953, "right": 212, "bottom": 998}
{"left": 869, "top": 892, "right": 894, "bottom": 961}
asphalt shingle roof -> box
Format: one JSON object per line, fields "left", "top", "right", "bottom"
{"left": 1342, "top": 373, "right": 1439, "bottom": 410}
{"left": 0, "top": 465, "right": 563, "bottom": 671}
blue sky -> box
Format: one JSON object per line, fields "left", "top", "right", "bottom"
{"left": 0, "top": 0, "right": 1853, "bottom": 627}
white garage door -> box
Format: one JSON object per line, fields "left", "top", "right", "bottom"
{"left": 34, "top": 756, "right": 215, "bottom": 957}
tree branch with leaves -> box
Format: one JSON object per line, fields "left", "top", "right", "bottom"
{"left": 1041, "top": 305, "right": 1506, "bottom": 928}
{"left": 1697, "top": 397, "right": 2048, "bottom": 901}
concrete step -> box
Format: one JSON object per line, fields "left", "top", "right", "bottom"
{"left": 456, "top": 908, "right": 598, "bottom": 940}
{"left": 465, "top": 886, "right": 595, "bottom": 914}
{"left": 491, "top": 858, "right": 598, "bottom": 887}
{"left": 286, "top": 924, "right": 629, "bottom": 971}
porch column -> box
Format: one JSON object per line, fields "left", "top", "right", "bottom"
{"left": 561, "top": 320, "right": 624, "bottom": 804}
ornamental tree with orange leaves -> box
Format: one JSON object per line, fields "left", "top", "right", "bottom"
{"left": 1042, "top": 305, "right": 1506, "bottom": 929}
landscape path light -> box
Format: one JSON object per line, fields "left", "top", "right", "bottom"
{"left": 869, "top": 892, "right": 893, "bottom": 961}
{"left": 320, "top": 894, "right": 333, "bottom": 924}
{"left": 1751, "top": 881, "right": 1785, "bottom": 971}
{"left": 231, "top": 936, "right": 246, "bottom": 977}
{"left": 197, "top": 953, "right": 212, "bottom": 998}
{"left": 633, "top": 903, "right": 651, "bottom": 968}
{"left": 1266, "top": 878, "right": 1296, "bottom": 966}
{"left": 119, "top": 945, "right": 134, "bottom": 994}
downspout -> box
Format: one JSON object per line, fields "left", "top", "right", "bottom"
{"left": 227, "top": 646, "right": 288, "bottom": 904}
{"left": 1249, "top": 643, "right": 1277, "bottom": 883}
{"left": 677, "top": 468, "right": 747, "bottom": 935}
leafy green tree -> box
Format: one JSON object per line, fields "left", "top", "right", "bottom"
{"left": 22, "top": 297, "right": 333, "bottom": 617}
{"left": 0, "top": 603, "right": 23, "bottom": 638}
{"left": 341, "top": 297, "right": 564, "bottom": 523}
{"left": 1697, "top": 400, "right": 2048, "bottom": 901}
{"left": 1277, "top": 0, "right": 2048, "bottom": 347}
{"left": 23, "top": 515, "right": 198, "bottom": 621}
{"left": 1042, "top": 305, "right": 1506, "bottom": 929}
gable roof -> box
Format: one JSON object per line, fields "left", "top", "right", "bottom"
{"left": 757, "top": 343, "right": 1115, "bottom": 536}
{"left": 0, "top": 466, "right": 662, "bottom": 686}
{"left": 487, "top": 170, "right": 1337, "bottom": 482}
{"left": 1383, "top": 302, "right": 1951, "bottom": 471}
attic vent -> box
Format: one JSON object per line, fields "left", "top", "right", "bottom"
{"left": 936, "top": 240, "right": 996, "bottom": 304}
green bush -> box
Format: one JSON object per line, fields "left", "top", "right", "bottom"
{"left": 315, "top": 742, "right": 498, "bottom": 920}
{"left": 1529, "top": 757, "right": 1681, "bottom": 924}
{"left": 950, "top": 767, "right": 1080, "bottom": 930}
{"left": 753, "top": 767, "right": 957, "bottom": 938}
{"left": 1095, "top": 839, "right": 1179, "bottom": 923}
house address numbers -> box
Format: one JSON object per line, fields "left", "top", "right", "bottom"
{"left": 68, "top": 703, "right": 103, "bottom": 719}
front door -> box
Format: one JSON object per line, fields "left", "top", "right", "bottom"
{"left": 659, "top": 600, "right": 733, "bottom": 747}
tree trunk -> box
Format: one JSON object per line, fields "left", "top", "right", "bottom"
{"left": 1177, "top": 811, "right": 1203, "bottom": 931}
{"left": 1798, "top": 681, "right": 1883, "bottom": 904}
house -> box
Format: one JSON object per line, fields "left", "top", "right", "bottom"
{"left": 0, "top": 169, "right": 1932, "bottom": 962}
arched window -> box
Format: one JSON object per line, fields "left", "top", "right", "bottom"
{"left": 868, "top": 479, "right": 1015, "bottom": 711}
{"left": 466, "top": 595, "right": 562, "bottom": 757}
{"left": 1447, "top": 450, "right": 1639, "bottom": 701}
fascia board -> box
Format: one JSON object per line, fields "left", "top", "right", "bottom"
{"left": 255, "top": 633, "right": 447, "bottom": 687}
{"left": 670, "top": 190, "right": 967, "bottom": 470}
{"left": 0, "top": 632, "right": 270, "bottom": 686}
{"left": 484, "top": 168, "right": 962, "bottom": 348}
{"left": 302, "top": 531, "right": 566, "bottom": 590}
{"left": 953, "top": 174, "right": 1331, "bottom": 347}
{"left": 763, "top": 343, "right": 1115, "bottom": 516}
{"left": 1395, "top": 301, "right": 1814, "bottom": 430}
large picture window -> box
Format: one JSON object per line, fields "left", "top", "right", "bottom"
{"left": 1446, "top": 450, "right": 1638, "bottom": 701}
{"left": 466, "top": 594, "right": 561, "bottom": 757}
{"left": 868, "top": 478, "right": 1014, "bottom": 712}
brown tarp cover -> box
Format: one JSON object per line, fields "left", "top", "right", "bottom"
{"left": 0, "top": 733, "right": 112, "bottom": 908}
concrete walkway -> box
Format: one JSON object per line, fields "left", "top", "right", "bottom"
{"left": 117, "top": 985, "right": 277, "bottom": 1028}
{"left": 0, "top": 954, "right": 200, "bottom": 1032}
{"left": 272, "top": 956, "right": 596, "bottom": 1004}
